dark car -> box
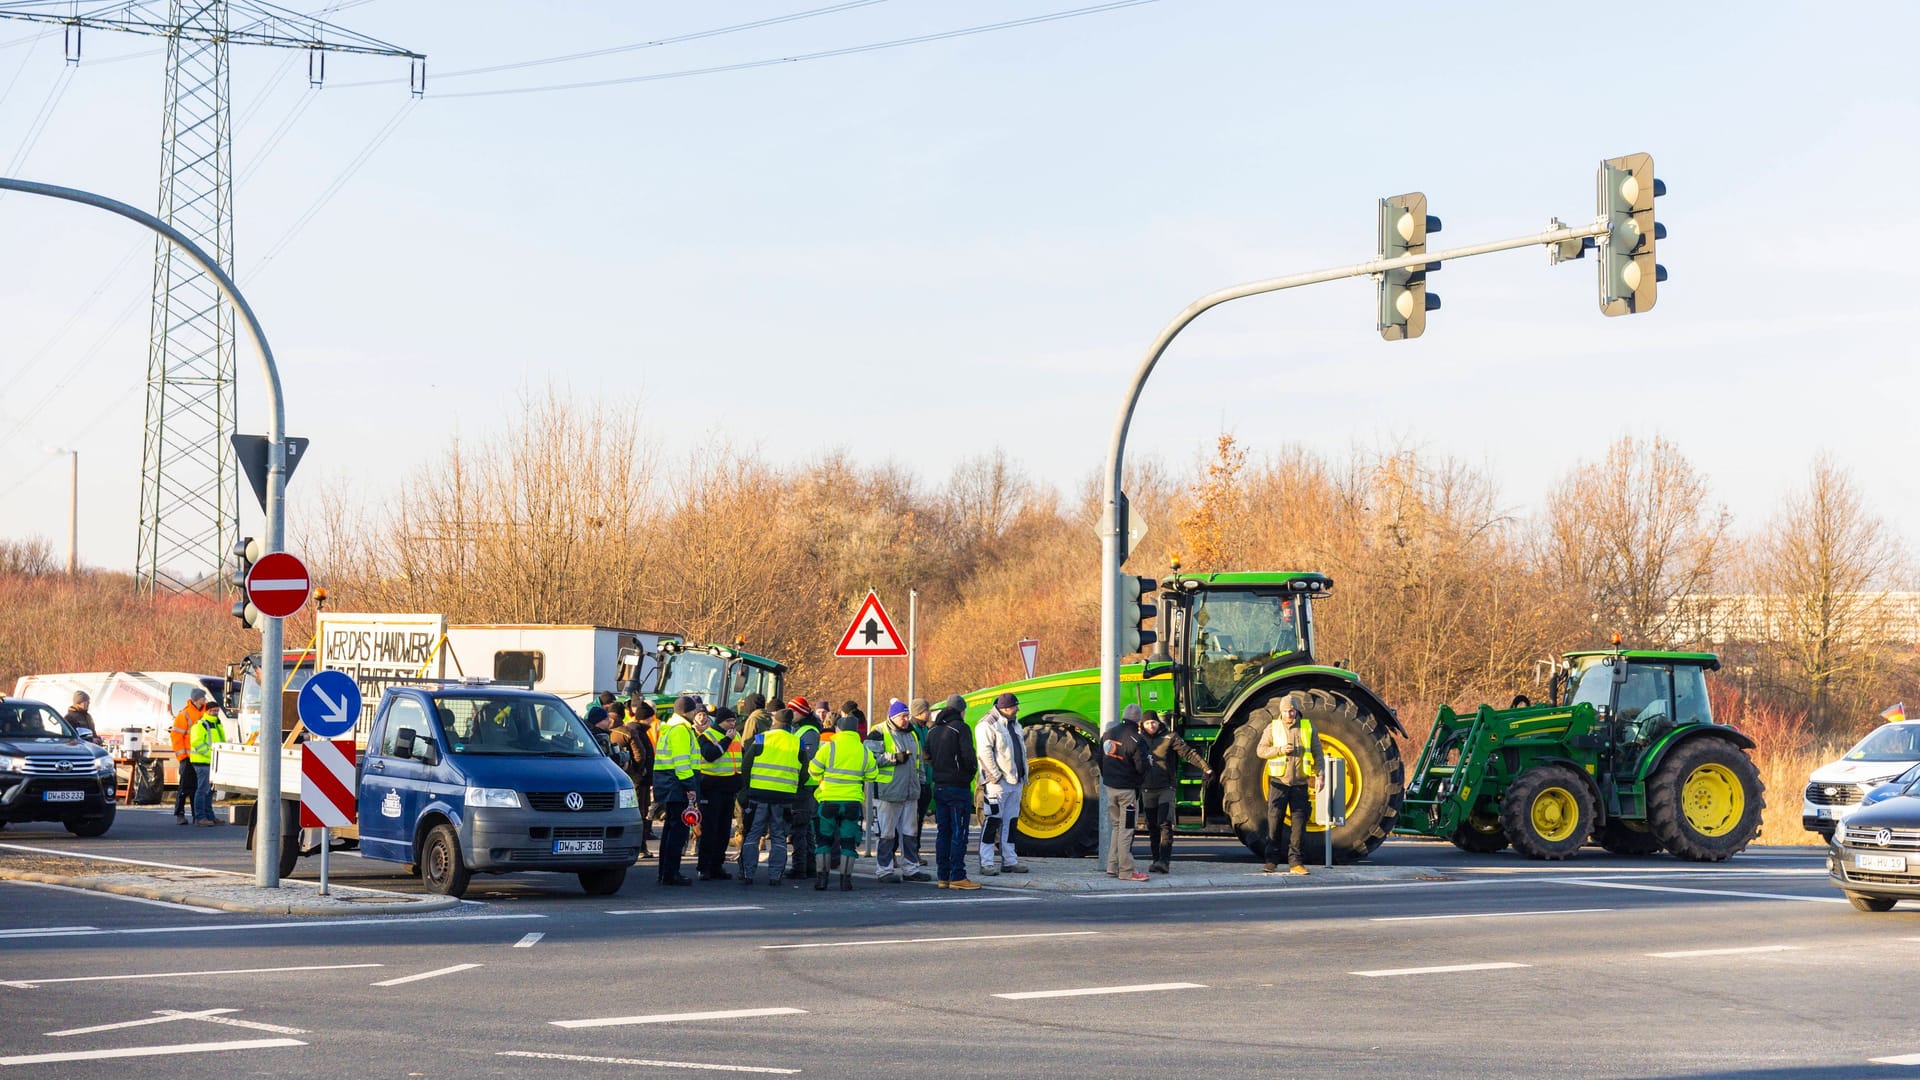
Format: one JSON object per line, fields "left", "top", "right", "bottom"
{"left": 1829, "top": 779, "right": 1920, "bottom": 911}
{"left": 0, "top": 698, "right": 118, "bottom": 836}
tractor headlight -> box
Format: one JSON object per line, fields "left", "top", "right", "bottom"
{"left": 464, "top": 787, "right": 522, "bottom": 809}
{"left": 617, "top": 787, "right": 639, "bottom": 810}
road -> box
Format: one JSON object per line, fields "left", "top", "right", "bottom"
{"left": 0, "top": 806, "right": 1914, "bottom": 1078}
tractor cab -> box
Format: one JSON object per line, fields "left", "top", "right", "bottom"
{"left": 1157, "top": 572, "right": 1330, "bottom": 716}
{"left": 1557, "top": 650, "right": 1720, "bottom": 779}
{"left": 647, "top": 640, "right": 786, "bottom": 715}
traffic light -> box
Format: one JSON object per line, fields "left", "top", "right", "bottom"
{"left": 1120, "top": 575, "right": 1158, "bottom": 654}
{"left": 1378, "top": 192, "right": 1442, "bottom": 340}
{"left": 1598, "top": 153, "right": 1666, "bottom": 316}
{"left": 229, "top": 536, "right": 264, "bottom": 628}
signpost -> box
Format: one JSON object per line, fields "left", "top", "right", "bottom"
{"left": 297, "top": 670, "right": 362, "bottom": 740}
{"left": 245, "top": 552, "right": 310, "bottom": 620}
{"left": 837, "top": 591, "right": 908, "bottom": 859}
{"left": 298, "top": 739, "right": 356, "bottom": 895}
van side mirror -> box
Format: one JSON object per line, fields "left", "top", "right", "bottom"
{"left": 394, "top": 727, "right": 416, "bottom": 758}
{"left": 415, "top": 736, "right": 440, "bottom": 766}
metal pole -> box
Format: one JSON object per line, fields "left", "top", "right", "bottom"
{"left": 907, "top": 589, "right": 917, "bottom": 705}
{"left": 320, "top": 825, "right": 330, "bottom": 895}
{"left": 66, "top": 450, "right": 77, "bottom": 575}
{"left": 864, "top": 656, "right": 875, "bottom": 856}
{"left": 1095, "top": 216, "right": 1613, "bottom": 863}
{"left": 0, "top": 177, "right": 292, "bottom": 887}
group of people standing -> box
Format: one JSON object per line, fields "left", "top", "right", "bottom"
{"left": 165, "top": 688, "right": 229, "bottom": 826}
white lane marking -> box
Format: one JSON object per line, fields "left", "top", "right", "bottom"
{"left": 1646, "top": 945, "right": 1803, "bottom": 959}
{"left": 1871, "top": 1052, "right": 1920, "bottom": 1065}
{"left": 552, "top": 1007, "right": 807, "bottom": 1029}
{"left": 499, "top": 1050, "right": 798, "bottom": 1074}
{"left": 1550, "top": 878, "right": 1850, "bottom": 904}
{"left": 2, "top": 963, "right": 381, "bottom": 989}
{"left": 514, "top": 932, "right": 544, "bottom": 948}
{"left": 1353, "top": 962, "right": 1530, "bottom": 978}
{"left": 157, "top": 1010, "right": 309, "bottom": 1034}
{"left": 0, "top": 1038, "right": 305, "bottom": 1065}
{"left": 1371, "top": 908, "right": 1613, "bottom": 922}
{"left": 607, "top": 906, "right": 764, "bottom": 915}
{"left": 1074, "top": 879, "right": 1487, "bottom": 900}
{"left": 0, "top": 913, "right": 544, "bottom": 940}
{"left": 5, "top": 880, "right": 211, "bottom": 911}
{"left": 0, "top": 841, "right": 432, "bottom": 898}
{"left": 0, "top": 925, "right": 97, "bottom": 938}
{"left": 761, "top": 930, "right": 1099, "bottom": 951}
{"left": 49, "top": 1010, "right": 234, "bottom": 1036}
{"left": 370, "top": 963, "right": 481, "bottom": 987}
{"left": 995, "top": 981, "right": 1206, "bottom": 1000}
{"left": 897, "top": 896, "right": 1041, "bottom": 905}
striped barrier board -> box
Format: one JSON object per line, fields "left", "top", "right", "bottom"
{"left": 299, "top": 739, "right": 357, "bottom": 828}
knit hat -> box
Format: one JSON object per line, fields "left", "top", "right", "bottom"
{"left": 1122, "top": 703, "right": 1143, "bottom": 723}
{"left": 887, "top": 699, "right": 910, "bottom": 720}
{"left": 786, "top": 695, "right": 810, "bottom": 713}
{"left": 674, "top": 694, "right": 697, "bottom": 717}
{"left": 945, "top": 693, "right": 966, "bottom": 710}
{"left": 909, "top": 698, "right": 931, "bottom": 720}
{"left": 994, "top": 692, "right": 1019, "bottom": 710}
{"left": 631, "top": 701, "right": 656, "bottom": 719}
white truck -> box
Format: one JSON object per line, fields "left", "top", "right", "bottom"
{"left": 12, "top": 671, "right": 227, "bottom": 798}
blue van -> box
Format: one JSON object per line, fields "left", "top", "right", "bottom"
{"left": 355, "top": 684, "right": 642, "bottom": 897}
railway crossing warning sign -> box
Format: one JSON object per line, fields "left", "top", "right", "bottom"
{"left": 299, "top": 739, "right": 357, "bottom": 828}
{"left": 835, "top": 591, "right": 907, "bottom": 658}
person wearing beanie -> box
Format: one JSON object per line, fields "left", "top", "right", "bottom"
{"left": 866, "top": 699, "right": 929, "bottom": 882}
{"left": 808, "top": 711, "right": 879, "bottom": 891}
{"left": 785, "top": 696, "right": 823, "bottom": 879}
{"left": 1139, "top": 709, "right": 1211, "bottom": 874}
{"left": 694, "top": 707, "right": 743, "bottom": 880}
{"left": 974, "top": 691, "right": 1028, "bottom": 875}
{"left": 735, "top": 693, "right": 771, "bottom": 839}
{"left": 1099, "top": 704, "right": 1152, "bottom": 881}
{"left": 909, "top": 698, "right": 935, "bottom": 824}
{"left": 739, "top": 709, "right": 807, "bottom": 886}
{"left": 628, "top": 700, "right": 658, "bottom": 849}
{"left": 652, "top": 694, "right": 702, "bottom": 885}
{"left": 925, "top": 695, "right": 980, "bottom": 889}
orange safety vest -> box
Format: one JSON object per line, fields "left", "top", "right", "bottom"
{"left": 170, "top": 705, "right": 200, "bottom": 761}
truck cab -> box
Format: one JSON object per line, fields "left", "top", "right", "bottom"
{"left": 355, "top": 684, "right": 641, "bottom": 897}
{"left": 646, "top": 640, "right": 786, "bottom": 715}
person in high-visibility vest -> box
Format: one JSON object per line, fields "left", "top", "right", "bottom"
{"left": 694, "top": 708, "right": 743, "bottom": 880}
{"left": 185, "top": 692, "right": 228, "bottom": 826}
{"left": 1255, "top": 692, "right": 1325, "bottom": 875}
{"left": 170, "top": 690, "right": 206, "bottom": 824}
{"left": 652, "top": 695, "right": 702, "bottom": 886}
{"left": 807, "top": 715, "right": 879, "bottom": 891}
{"left": 785, "top": 696, "right": 822, "bottom": 881}
{"left": 738, "top": 709, "right": 807, "bottom": 886}
{"left": 865, "top": 699, "right": 930, "bottom": 883}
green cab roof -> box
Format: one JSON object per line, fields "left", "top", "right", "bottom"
{"left": 661, "top": 640, "right": 786, "bottom": 672}
{"left": 1165, "top": 571, "right": 1333, "bottom": 592}
{"left": 1564, "top": 649, "right": 1720, "bottom": 669}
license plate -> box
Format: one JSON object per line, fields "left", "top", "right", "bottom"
{"left": 553, "top": 839, "right": 603, "bottom": 855}
{"left": 1857, "top": 853, "right": 1907, "bottom": 872}
{"left": 1815, "top": 807, "right": 1833, "bottom": 819}
{"left": 42, "top": 790, "right": 85, "bottom": 802}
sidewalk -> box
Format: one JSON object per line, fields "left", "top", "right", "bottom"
{"left": 0, "top": 849, "right": 458, "bottom": 916}
{"left": 964, "top": 857, "right": 1446, "bottom": 892}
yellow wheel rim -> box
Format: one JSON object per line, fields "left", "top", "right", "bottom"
{"left": 1529, "top": 787, "right": 1580, "bottom": 843}
{"left": 1020, "top": 757, "right": 1083, "bottom": 839}
{"left": 1259, "top": 733, "right": 1364, "bottom": 832}
{"left": 1682, "top": 763, "right": 1743, "bottom": 837}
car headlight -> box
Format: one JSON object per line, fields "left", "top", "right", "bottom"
{"left": 96, "top": 756, "right": 117, "bottom": 775}
{"left": 464, "top": 787, "right": 522, "bottom": 808}
{"left": 617, "top": 787, "right": 638, "bottom": 809}
{"left": 0, "top": 755, "right": 23, "bottom": 773}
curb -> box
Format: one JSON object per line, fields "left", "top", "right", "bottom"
{"left": 0, "top": 868, "right": 460, "bottom": 917}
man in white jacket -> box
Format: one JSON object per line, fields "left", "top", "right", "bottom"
{"left": 974, "top": 692, "right": 1029, "bottom": 874}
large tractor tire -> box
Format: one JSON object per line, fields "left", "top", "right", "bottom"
{"left": 1646, "top": 737, "right": 1764, "bottom": 862}
{"left": 1012, "top": 723, "right": 1099, "bottom": 858}
{"left": 1501, "top": 764, "right": 1594, "bottom": 860}
{"left": 1595, "top": 818, "right": 1664, "bottom": 856}
{"left": 1221, "top": 688, "right": 1404, "bottom": 863}
{"left": 1448, "top": 811, "right": 1510, "bottom": 854}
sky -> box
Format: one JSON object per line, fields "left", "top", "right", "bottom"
{"left": 1, "top": 0, "right": 1916, "bottom": 577}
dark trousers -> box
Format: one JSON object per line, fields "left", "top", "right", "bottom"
{"left": 740, "top": 798, "right": 792, "bottom": 882}
{"left": 173, "top": 759, "right": 197, "bottom": 816}
{"left": 918, "top": 783, "right": 933, "bottom": 825}
{"left": 787, "top": 787, "right": 817, "bottom": 877}
{"left": 1141, "top": 786, "right": 1176, "bottom": 865}
{"left": 933, "top": 785, "right": 972, "bottom": 883}
{"left": 696, "top": 778, "right": 741, "bottom": 877}
{"left": 657, "top": 800, "right": 691, "bottom": 882}
{"left": 1265, "top": 782, "right": 1311, "bottom": 866}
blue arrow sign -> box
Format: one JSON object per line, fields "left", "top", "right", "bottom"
{"left": 298, "top": 670, "right": 362, "bottom": 740}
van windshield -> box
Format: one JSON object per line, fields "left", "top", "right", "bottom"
{"left": 434, "top": 695, "right": 600, "bottom": 757}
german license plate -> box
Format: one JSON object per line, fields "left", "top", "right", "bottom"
{"left": 1857, "top": 853, "right": 1906, "bottom": 872}
{"left": 42, "top": 790, "right": 85, "bottom": 802}
{"left": 553, "top": 839, "right": 603, "bottom": 855}
{"left": 1815, "top": 807, "right": 1833, "bottom": 819}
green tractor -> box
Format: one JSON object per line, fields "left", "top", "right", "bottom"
{"left": 1396, "top": 649, "right": 1765, "bottom": 860}
{"left": 960, "top": 571, "right": 1407, "bottom": 862}
{"left": 640, "top": 639, "right": 786, "bottom": 716}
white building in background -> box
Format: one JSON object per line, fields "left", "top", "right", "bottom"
{"left": 1666, "top": 593, "right": 1920, "bottom": 649}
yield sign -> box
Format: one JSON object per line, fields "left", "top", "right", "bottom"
{"left": 1016, "top": 639, "right": 1039, "bottom": 680}
{"left": 835, "top": 591, "right": 907, "bottom": 658}
{"left": 245, "top": 551, "right": 310, "bottom": 619}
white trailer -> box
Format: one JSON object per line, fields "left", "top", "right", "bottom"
{"left": 439, "top": 624, "right": 670, "bottom": 711}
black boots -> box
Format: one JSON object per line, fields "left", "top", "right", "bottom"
{"left": 839, "top": 865, "right": 854, "bottom": 892}
{"left": 814, "top": 867, "right": 830, "bottom": 891}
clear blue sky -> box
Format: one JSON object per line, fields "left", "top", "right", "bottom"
{"left": 2, "top": 1, "right": 1915, "bottom": 573}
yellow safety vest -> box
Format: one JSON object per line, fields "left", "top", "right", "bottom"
{"left": 808, "top": 731, "right": 877, "bottom": 801}
{"left": 1265, "top": 716, "right": 1317, "bottom": 782}
{"left": 794, "top": 723, "right": 822, "bottom": 788}
{"left": 873, "top": 724, "right": 915, "bottom": 784}
{"left": 699, "top": 728, "right": 742, "bottom": 777}
{"left": 188, "top": 716, "right": 227, "bottom": 765}
{"left": 654, "top": 719, "right": 697, "bottom": 780}
{"left": 748, "top": 729, "right": 802, "bottom": 794}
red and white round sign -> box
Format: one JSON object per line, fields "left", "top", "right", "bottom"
{"left": 245, "top": 551, "right": 311, "bottom": 619}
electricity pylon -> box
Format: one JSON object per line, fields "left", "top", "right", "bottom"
{"left": 0, "top": 1, "right": 422, "bottom": 594}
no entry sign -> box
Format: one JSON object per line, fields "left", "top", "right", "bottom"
{"left": 299, "top": 739, "right": 357, "bottom": 828}
{"left": 245, "top": 551, "right": 310, "bottom": 619}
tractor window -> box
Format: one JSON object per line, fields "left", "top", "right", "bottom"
{"left": 1673, "top": 666, "right": 1711, "bottom": 726}
{"left": 1564, "top": 659, "right": 1613, "bottom": 711}
{"left": 727, "top": 663, "right": 779, "bottom": 709}
{"left": 1618, "top": 664, "right": 1676, "bottom": 734}
{"left": 657, "top": 652, "right": 726, "bottom": 703}
{"left": 1188, "top": 591, "right": 1301, "bottom": 715}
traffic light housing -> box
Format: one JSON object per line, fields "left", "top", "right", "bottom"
{"left": 1378, "top": 192, "right": 1442, "bottom": 340}
{"left": 1598, "top": 153, "right": 1666, "bottom": 316}
{"left": 229, "top": 536, "right": 264, "bottom": 628}
{"left": 1120, "top": 575, "right": 1158, "bottom": 655}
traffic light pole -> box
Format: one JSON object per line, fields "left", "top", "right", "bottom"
{"left": 0, "top": 177, "right": 292, "bottom": 888}
{"left": 1095, "top": 214, "right": 1613, "bottom": 861}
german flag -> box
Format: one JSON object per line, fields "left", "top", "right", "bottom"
{"left": 1883, "top": 703, "right": 1907, "bottom": 723}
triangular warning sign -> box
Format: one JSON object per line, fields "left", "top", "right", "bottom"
{"left": 836, "top": 591, "right": 908, "bottom": 658}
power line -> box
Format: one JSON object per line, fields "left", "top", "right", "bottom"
{"left": 254, "top": 96, "right": 413, "bottom": 273}
{"left": 430, "top": 0, "right": 1162, "bottom": 101}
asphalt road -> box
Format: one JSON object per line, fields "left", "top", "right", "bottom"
{"left": 1, "top": 806, "right": 1912, "bottom": 1079}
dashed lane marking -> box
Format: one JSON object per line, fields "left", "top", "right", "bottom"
{"left": 0, "top": 925, "right": 96, "bottom": 938}
{"left": 1371, "top": 908, "right": 1613, "bottom": 922}
{"left": 500, "top": 1050, "right": 798, "bottom": 1074}
{"left": 994, "top": 982, "right": 1205, "bottom": 1000}
{"left": 760, "top": 930, "right": 1099, "bottom": 951}
{"left": 0, "top": 1039, "right": 305, "bottom": 1066}
{"left": 1646, "top": 945, "right": 1803, "bottom": 958}
{"left": 514, "top": 933, "right": 544, "bottom": 948}
{"left": 551, "top": 1007, "right": 807, "bottom": 1029}
{"left": 2, "top": 963, "right": 381, "bottom": 989}
{"left": 370, "top": 963, "right": 482, "bottom": 987}
{"left": 1352, "top": 962, "right": 1531, "bottom": 978}
{"left": 608, "top": 906, "right": 764, "bottom": 915}
{"left": 0, "top": 913, "right": 543, "bottom": 940}
{"left": 1871, "top": 1052, "right": 1920, "bottom": 1065}
{"left": 1549, "top": 878, "right": 1850, "bottom": 904}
